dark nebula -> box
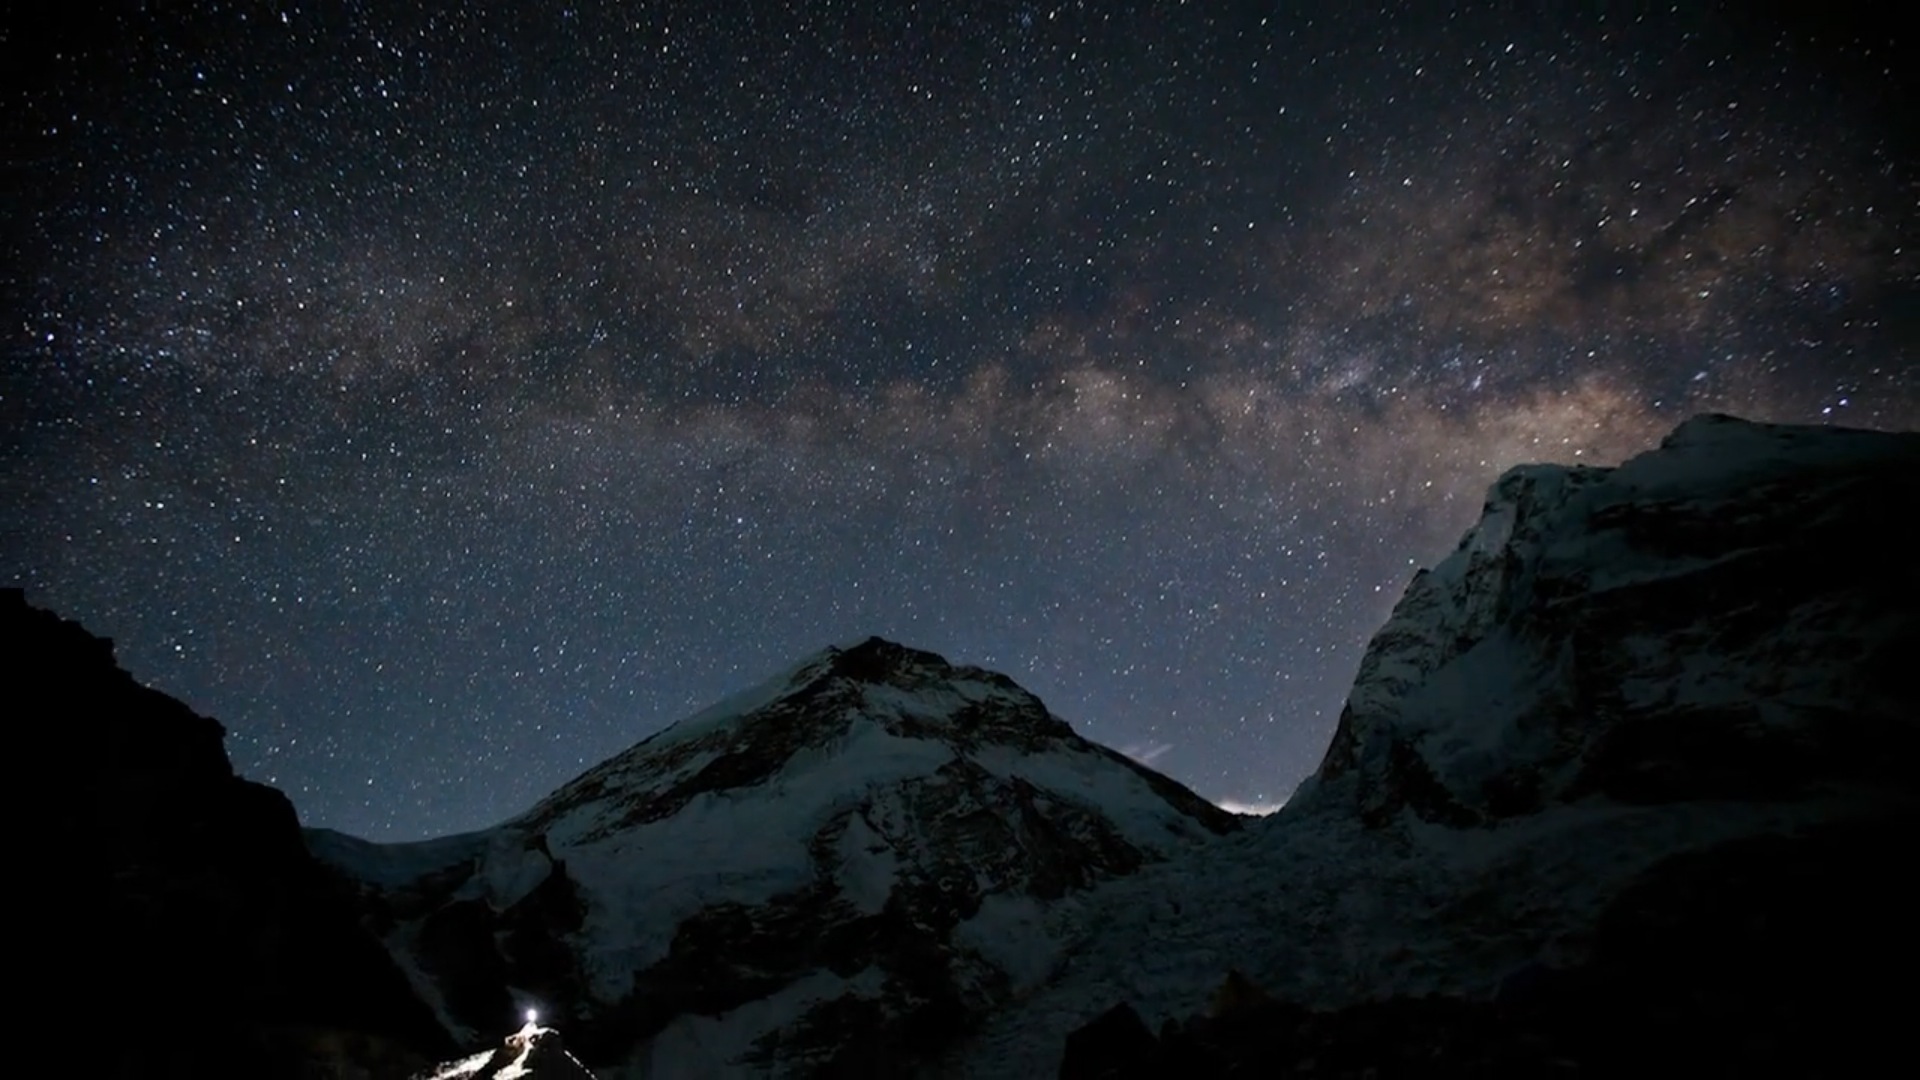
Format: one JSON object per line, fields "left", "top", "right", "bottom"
{"left": 4, "top": 2, "right": 1913, "bottom": 837}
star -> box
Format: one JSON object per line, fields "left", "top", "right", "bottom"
{"left": 3, "top": 1, "right": 1912, "bottom": 838}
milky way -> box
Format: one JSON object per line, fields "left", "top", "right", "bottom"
{"left": 5, "top": 2, "right": 1914, "bottom": 838}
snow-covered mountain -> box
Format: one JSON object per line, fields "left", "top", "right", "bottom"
{"left": 311, "top": 637, "right": 1239, "bottom": 1077}
{"left": 1297, "top": 411, "right": 1917, "bottom": 826}
{"left": 955, "top": 414, "right": 1920, "bottom": 1076}
{"left": 51, "top": 411, "right": 1912, "bottom": 1077}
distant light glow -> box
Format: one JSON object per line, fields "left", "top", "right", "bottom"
{"left": 1217, "top": 800, "right": 1286, "bottom": 817}
{"left": 525, "top": 1008, "right": 539, "bottom": 1025}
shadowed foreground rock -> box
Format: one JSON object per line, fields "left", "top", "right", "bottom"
{"left": 8, "top": 588, "right": 451, "bottom": 1077}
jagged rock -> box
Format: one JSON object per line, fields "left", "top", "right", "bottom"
{"left": 317, "top": 636, "right": 1239, "bottom": 1077}
{"left": 1057, "top": 1003, "right": 1164, "bottom": 1080}
{"left": 6, "top": 588, "right": 451, "bottom": 1077}
{"left": 1204, "top": 969, "right": 1273, "bottom": 1019}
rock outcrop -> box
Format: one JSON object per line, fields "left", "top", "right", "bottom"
{"left": 316, "top": 637, "right": 1239, "bottom": 1077}
{"left": 7, "top": 588, "right": 451, "bottom": 1077}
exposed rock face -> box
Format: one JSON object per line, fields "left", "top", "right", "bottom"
{"left": 1295, "top": 413, "right": 1920, "bottom": 826}
{"left": 6, "top": 588, "right": 450, "bottom": 1077}
{"left": 316, "top": 637, "right": 1239, "bottom": 1078}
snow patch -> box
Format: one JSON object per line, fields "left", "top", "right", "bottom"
{"left": 423, "top": 1048, "right": 496, "bottom": 1080}
{"left": 476, "top": 831, "right": 553, "bottom": 910}
{"left": 635, "top": 650, "right": 836, "bottom": 752}
{"left": 953, "top": 892, "right": 1063, "bottom": 995}
{"left": 833, "top": 810, "right": 899, "bottom": 915}
{"left": 973, "top": 743, "right": 1219, "bottom": 851}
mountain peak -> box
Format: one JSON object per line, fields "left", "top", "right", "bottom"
{"left": 818, "top": 635, "right": 990, "bottom": 687}
{"left": 319, "top": 640, "right": 1237, "bottom": 1074}
{"left": 509, "top": 638, "right": 1087, "bottom": 849}
{"left": 593, "top": 637, "right": 1046, "bottom": 775}
{"left": 767, "top": 635, "right": 1031, "bottom": 713}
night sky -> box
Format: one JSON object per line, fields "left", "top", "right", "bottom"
{"left": 5, "top": 2, "right": 1913, "bottom": 840}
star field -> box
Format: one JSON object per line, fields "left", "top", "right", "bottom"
{"left": 4, "top": 2, "right": 1914, "bottom": 838}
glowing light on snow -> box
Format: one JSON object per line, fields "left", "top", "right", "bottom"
{"left": 525, "top": 1008, "right": 539, "bottom": 1025}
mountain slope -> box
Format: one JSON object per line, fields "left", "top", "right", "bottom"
{"left": 950, "top": 414, "right": 1920, "bottom": 1076}
{"left": 314, "top": 637, "right": 1239, "bottom": 1077}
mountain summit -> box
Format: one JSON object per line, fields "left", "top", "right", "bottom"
{"left": 313, "top": 636, "right": 1239, "bottom": 1076}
